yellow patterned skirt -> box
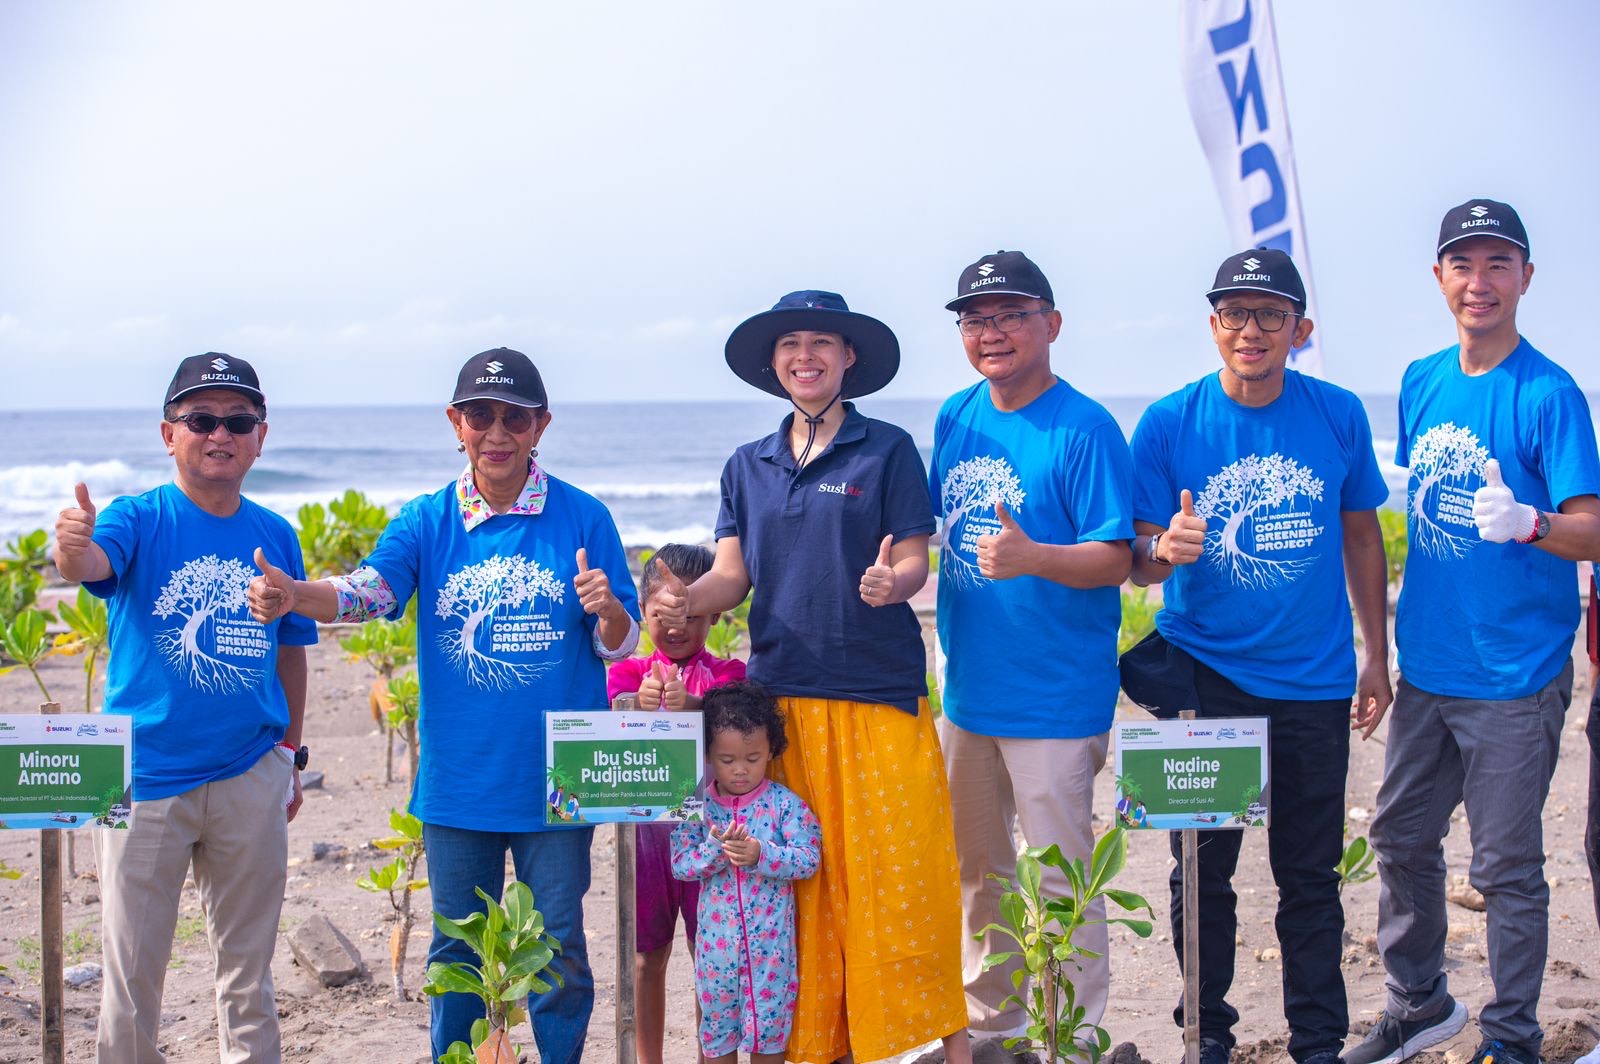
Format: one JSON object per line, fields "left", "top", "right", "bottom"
{"left": 770, "top": 696, "right": 967, "bottom": 1063}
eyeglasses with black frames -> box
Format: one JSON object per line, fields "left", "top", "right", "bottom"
{"left": 1215, "top": 307, "right": 1299, "bottom": 333}
{"left": 458, "top": 405, "right": 536, "bottom": 433}
{"left": 955, "top": 309, "right": 1049, "bottom": 337}
{"left": 166, "top": 412, "right": 265, "bottom": 435}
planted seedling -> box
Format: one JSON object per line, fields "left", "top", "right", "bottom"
{"left": 355, "top": 808, "right": 429, "bottom": 1000}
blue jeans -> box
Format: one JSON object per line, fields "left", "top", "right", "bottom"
{"left": 1167, "top": 661, "right": 1351, "bottom": 1063}
{"left": 423, "top": 823, "right": 595, "bottom": 1063}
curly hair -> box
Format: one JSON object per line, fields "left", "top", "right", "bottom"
{"left": 701, "top": 681, "right": 787, "bottom": 758}
{"left": 639, "top": 543, "right": 714, "bottom": 603}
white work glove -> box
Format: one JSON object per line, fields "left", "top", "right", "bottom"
{"left": 1472, "top": 459, "right": 1538, "bottom": 544}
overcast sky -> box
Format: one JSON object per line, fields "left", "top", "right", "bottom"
{"left": 2, "top": 1, "right": 1596, "bottom": 410}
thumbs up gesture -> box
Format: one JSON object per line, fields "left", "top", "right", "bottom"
{"left": 1156, "top": 489, "right": 1208, "bottom": 566}
{"left": 649, "top": 555, "right": 690, "bottom": 633}
{"left": 55, "top": 482, "right": 98, "bottom": 561}
{"left": 858, "top": 535, "right": 898, "bottom": 607}
{"left": 248, "top": 547, "right": 297, "bottom": 623}
{"left": 573, "top": 547, "right": 623, "bottom": 619}
{"left": 1472, "top": 459, "right": 1538, "bottom": 544}
{"left": 637, "top": 659, "right": 667, "bottom": 709}
{"left": 975, "top": 500, "right": 1035, "bottom": 581}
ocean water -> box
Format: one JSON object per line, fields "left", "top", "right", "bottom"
{"left": 0, "top": 392, "right": 1505, "bottom": 547}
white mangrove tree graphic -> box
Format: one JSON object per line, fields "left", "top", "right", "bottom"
{"left": 152, "top": 554, "right": 265, "bottom": 694}
{"left": 939, "top": 455, "right": 1027, "bottom": 588}
{"left": 435, "top": 554, "right": 566, "bottom": 689}
{"left": 1194, "top": 453, "right": 1325, "bottom": 589}
{"left": 1407, "top": 422, "right": 1487, "bottom": 559}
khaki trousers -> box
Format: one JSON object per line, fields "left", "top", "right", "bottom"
{"left": 939, "top": 717, "right": 1110, "bottom": 1036}
{"left": 95, "top": 746, "right": 291, "bottom": 1064}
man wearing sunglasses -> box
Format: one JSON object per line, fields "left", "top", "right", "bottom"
{"left": 1348, "top": 201, "right": 1600, "bottom": 1064}
{"left": 929, "top": 249, "right": 1134, "bottom": 1045}
{"left": 53, "top": 352, "right": 315, "bottom": 1063}
{"left": 1125, "top": 249, "right": 1391, "bottom": 1064}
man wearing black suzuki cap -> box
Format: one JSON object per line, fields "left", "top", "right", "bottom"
{"left": 1348, "top": 200, "right": 1600, "bottom": 1064}
{"left": 929, "top": 250, "right": 1135, "bottom": 1044}
{"left": 1126, "top": 249, "right": 1391, "bottom": 1064}
{"left": 53, "top": 353, "right": 316, "bottom": 1062}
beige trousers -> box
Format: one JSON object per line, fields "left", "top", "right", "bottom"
{"left": 95, "top": 746, "right": 291, "bottom": 1064}
{"left": 939, "top": 717, "right": 1111, "bottom": 1036}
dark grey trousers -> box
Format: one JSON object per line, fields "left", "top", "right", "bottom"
{"left": 1369, "top": 661, "right": 1572, "bottom": 1053}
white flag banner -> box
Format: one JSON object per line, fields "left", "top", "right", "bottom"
{"left": 1182, "top": 0, "right": 1321, "bottom": 375}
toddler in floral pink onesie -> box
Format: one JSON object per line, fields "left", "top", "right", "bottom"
{"left": 671, "top": 682, "right": 821, "bottom": 1064}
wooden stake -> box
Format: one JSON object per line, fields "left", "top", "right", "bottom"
{"left": 616, "top": 822, "right": 637, "bottom": 1064}
{"left": 38, "top": 701, "right": 64, "bottom": 1064}
{"left": 1180, "top": 709, "right": 1200, "bottom": 1064}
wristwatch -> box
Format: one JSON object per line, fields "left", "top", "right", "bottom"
{"left": 1523, "top": 509, "right": 1552, "bottom": 544}
{"left": 279, "top": 741, "right": 310, "bottom": 771}
{"left": 1148, "top": 532, "right": 1171, "bottom": 565}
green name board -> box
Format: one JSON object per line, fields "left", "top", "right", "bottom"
{"left": 545, "top": 711, "right": 704, "bottom": 825}
{"left": 1114, "top": 718, "right": 1268, "bottom": 830}
{"left": 0, "top": 715, "right": 133, "bottom": 829}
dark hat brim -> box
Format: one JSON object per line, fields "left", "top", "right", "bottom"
{"left": 724, "top": 307, "right": 900, "bottom": 400}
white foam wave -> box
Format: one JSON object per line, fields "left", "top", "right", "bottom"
{"left": 0, "top": 459, "right": 148, "bottom": 502}
{"left": 613, "top": 523, "right": 716, "bottom": 548}
{"left": 585, "top": 481, "right": 719, "bottom": 500}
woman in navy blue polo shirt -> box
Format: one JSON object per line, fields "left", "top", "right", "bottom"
{"left": 655, "top": 292, "right": 970, "bottom": 1064}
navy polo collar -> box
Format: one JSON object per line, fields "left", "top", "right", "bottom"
{"left": 754, "top": 402, "right": 868, "bottom": 464}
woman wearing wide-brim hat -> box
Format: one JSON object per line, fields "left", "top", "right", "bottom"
{"left": 655, "top": 291, "right": 971, "bottom": 1064}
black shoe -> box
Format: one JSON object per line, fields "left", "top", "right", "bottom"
{"left": 1301, "top": 1052, "right": 1343, "bottom": 1064}
{"left": 1177, "top": 1038, "right": 1231, "bottom": 1064}
{"left": 1344, "top": 998, "right": 1470, "bottom": 1064}
{"left": 1470, "top": 1039, "right": 1539, "bottom": 1064}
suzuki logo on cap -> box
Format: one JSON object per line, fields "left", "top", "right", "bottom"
{"left": 485, "top": 360, "right": 504, "bottom": 373}
{"left": 1242, "top": 257, "right": 1262, "bottom": 272}
{"left": 1470, "top": 205, "right": 1489, "bottom": 218}
{"left": 210, "top": 357, "right": 229, "bottom": 372}
{"left": 977, "top": 263, "right": 996, "bottom": 277}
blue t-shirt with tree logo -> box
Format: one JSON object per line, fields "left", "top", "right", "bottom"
{"left": 931, "top": 378, "right": 1134, "bottom": 738}
{"left": 1395, "top": 339, "right": 1600, "bottom": 699}
{"left": 1132, "top": 370, "right": 1387, "bottom": 700}
{"left": 363, "top": 476, "right": 637, "bottom": 832}
{"left": 88, "top": 483, "right": 317, "bottom": 801}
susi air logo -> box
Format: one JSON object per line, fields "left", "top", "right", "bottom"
{"left": 938, "top": 455, "right": 1026, "bottom": 588}
{"left": 1407, "top": 422, "right": 1488, "bottom": 559}
{"left": 152, "top": 554, "right": 268, "bottom": 693}
{"left": 1194, "top": 454, "right": 1325, "bottom": 588}
{"left": 435, "top": 554, "right": 567, "bottom": 689}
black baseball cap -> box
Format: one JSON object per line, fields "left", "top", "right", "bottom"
{"left": 164, "top": 353, "right": 265, "bottom": 406}
{"left": 1206, "top": 248, "right": 1306, "bottom": 309}
{"left": 1437, "top": 198, "right": 1529, "bottom": 256}
{"left": 724, "top": 291, "right": 900, "bottom": 400}
{"left": 451, "top": 348, "right": 547, "bottom": 409}
{"left": 946, "top": 250, "right": 1054, "bottom": 312}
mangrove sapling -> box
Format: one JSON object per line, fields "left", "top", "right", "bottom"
{"left": 53, "top": 587, "right": 109, "bottom": 715}
{"left": 0, "top": 607, "right": 55, "bottom": 703}
{"left": 423, "top": 881, "right": 563, "bottom": 1064}
{"left": 980, "top": 826, "right": 1155, "bottom": 1063}
{"left": 339, "top": 606, "right": 417, "bottom": 783}
{"left": 1336, "top": 831, "right": 1377, "bottom": 892}
{"left": 355, "top": 808, "right": 429, "bottom": 1000}
{"left": 295, "top": 490, "right": 390, "bottom": 578}
{"left": 0, "top": 529, "right": 49, "bottom": 629}
{"left": 383, "top": 672, "right": 421, "bottom": 787}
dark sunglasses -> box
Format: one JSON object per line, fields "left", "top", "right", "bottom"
{"left": 458, "top": 405, "right": 536, "bottom": 433}
{"left": 166, "top": 412, "right": 265, "bottom": 435}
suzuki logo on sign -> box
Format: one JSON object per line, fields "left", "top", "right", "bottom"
{"left": 1470, "top": 205, "right": 1489, "bottom": 218}
{"left": 485, "top": 360, "right": 504, "bottom": 373}
{"left": 211, "top": 357, "right": 229, "bottom": 372}
{"left": 1242, "top": 257, "right": 1261, "bottom": 271}
{"left": 977, "top": 264, "right": 995, "bottom": 276}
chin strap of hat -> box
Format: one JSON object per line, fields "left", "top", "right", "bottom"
{"left": 790, "top": 389, "right": 843, "bottom": 477}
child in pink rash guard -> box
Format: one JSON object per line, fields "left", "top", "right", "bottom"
{"left": 670, "top": 682, "right": 820, "bottom": 1064}
{"left": 608, "top": 543, "right": 745, "bottom": 1064}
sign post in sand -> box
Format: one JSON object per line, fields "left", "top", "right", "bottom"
{"left": 0, "top": 704, "right": 132, "bottom": 1063}
{"left": 1115, "top": 713, "right": 1270, "bottom": 1064}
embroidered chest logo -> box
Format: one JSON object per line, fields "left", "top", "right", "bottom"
{"left": 1195, "top": 453, "right": 1326, "bottom": 588}
{"left": 152, "top": 554, "right": 268, "bottom": 693}
{"left": 938, "top": 455, "right": 1026, "bottom": 588}
{"left": 435, "top": 554, "right": 567, "bottom": 689}
{"left": 816, "top": 480, "right": 863, "bottom": 496}
{"left": 1407, "top": 422, "right": 1488, "bottom": 559}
